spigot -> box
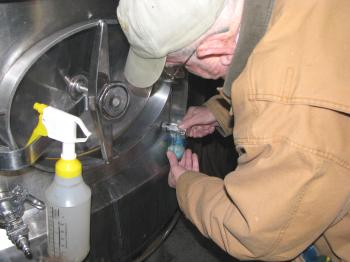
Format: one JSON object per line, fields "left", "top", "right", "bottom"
{"left": 0, "top": 185, "right": 45, "bottom": 259}
{"left": 161, "top": 122, "right": 186, "bottom": 136}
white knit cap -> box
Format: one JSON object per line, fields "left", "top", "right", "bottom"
{"left": 117, "top": 0, "right": 225, "bottom": 88}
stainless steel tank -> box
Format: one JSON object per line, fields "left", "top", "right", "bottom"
{"left": 0, "top": 0, "right": 187, "bottom": 260}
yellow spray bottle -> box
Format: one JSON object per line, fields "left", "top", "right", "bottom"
{"left": 29, "top": 103, "right": 91, "bottom": 262}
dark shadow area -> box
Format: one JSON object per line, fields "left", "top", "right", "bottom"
{"left": 186, "top": 74, "right": 238, "bottom": 179}
{"left": 146, "top": 214, "right": 239, "bottom": 262}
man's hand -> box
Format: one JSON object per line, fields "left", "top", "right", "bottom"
{"left": 179, "top": 106, "right": 218, "bottom": 138}
{"left": 167, "top": 149, "right": 199, "bottom": 188}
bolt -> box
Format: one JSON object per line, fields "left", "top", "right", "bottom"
{"left": 112, "top": 97, "right": 120, "bottom": 107}
{"left": 98, "top": 83, "right": 129, "bottom": 119}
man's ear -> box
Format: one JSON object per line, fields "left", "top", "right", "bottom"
{"left": 196, "top": 30, "right": 237, "bottom": 59}
{"left": 220, "top": 54, "right": 233, "bottom": 66}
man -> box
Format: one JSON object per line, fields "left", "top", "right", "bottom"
{"left": 117, "top": 0, "right": 350, "bottom": 261}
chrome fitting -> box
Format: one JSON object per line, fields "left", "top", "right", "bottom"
{"left": 161, "top": 122, "right": 186, "bottom": 136}
{"left": 0, "top": 185, "right": 45, "bottom": 259}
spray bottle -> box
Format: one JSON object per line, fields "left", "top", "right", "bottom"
{"left": 28, "top": 103, "right": 92, "bottom": 262}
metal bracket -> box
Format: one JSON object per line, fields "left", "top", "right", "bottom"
{"left": 88, "top": 20, "right": 114, "bottom": 164}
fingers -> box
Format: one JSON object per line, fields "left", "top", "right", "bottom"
{"left": 179, "top": 149, "right": 199, "bottom": 171}
{"left": 187, "top": 125, "right": 216, "bottom": 138}
{"left": 168, "top": 172, "right": 176, "bottom": 188}
{"left": 180, "top": 107, "right": 197, "bottom": 129}
{"left": 167, "top": 151, "right": 178, "bottom": 167}
{"left": 180, "top": 106, "right": 212, "bottom": 129}
{"left": 167, "top": 151, "right": 181, "bottom": 188}
{"left": 182, "top": 106, "right": 196, "bottom": 121}
{"left": 192, "top": 153, "right": 199, "bottom": 172}
{"left": 179, "top": 151, "right": 186, "bottom": 166}
{"left": 180, "top": 107, "right": 218, "bottom": 132}
{"left": 184, "top": 149, "right": 193, "bottom": 170}
{"left": 180, "top": 115, "right": 197, "bottom": 130}
{"left": 167, "top": 149, "right": 200, "bottom": 188}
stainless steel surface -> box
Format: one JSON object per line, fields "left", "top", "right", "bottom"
{"left": 0, "top": 137, "right": 51, "bottom": 171}
{"left": 0, "top": 0, "right": 188, "bottom": 260}
{"left": 135, "top": 211, "right": 181, "bottom": 262}
{"left": 161, "top": 67, "right": 189, "bottom": 124}
{"left": 0, "top": 94, "right": 90, "bottom": 171}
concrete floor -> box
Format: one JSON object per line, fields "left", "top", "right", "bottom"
{"left": 146, "top": 214, "right": 242, "bottom": 262}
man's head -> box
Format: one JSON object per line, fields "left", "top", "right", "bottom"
{"left": 166, "top": 0, "right": 243, "bottom": 79}
{"left": 117, "top": 0, "right": 242, "bottom": 88}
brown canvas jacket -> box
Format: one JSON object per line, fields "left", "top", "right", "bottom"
{"left": 177, "top": 0, "right": 350, "bottom": 261}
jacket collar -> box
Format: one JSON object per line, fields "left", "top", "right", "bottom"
{"left": 223, "top": 0, "right": 275, "bottom": 97}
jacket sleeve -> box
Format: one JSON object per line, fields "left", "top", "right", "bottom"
{"left": 176, "top": 139, "right": 349, "bottom": 260}
{"left": 204, "top": 94, "right": 233, "bottom": 137}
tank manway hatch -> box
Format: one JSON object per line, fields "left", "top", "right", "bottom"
{"left": 0, "top": 0, "right": 187, "bottom": 260}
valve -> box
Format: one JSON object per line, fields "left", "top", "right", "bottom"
{"left": 0, "top": 185, "right": 45, "bottom": 259}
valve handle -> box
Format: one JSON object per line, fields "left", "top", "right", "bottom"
{"left": 11, "top": 185, "right": 45, "bottom": 210}
{"left": 26, "top": 194, "right": 45, "bottom": 210}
